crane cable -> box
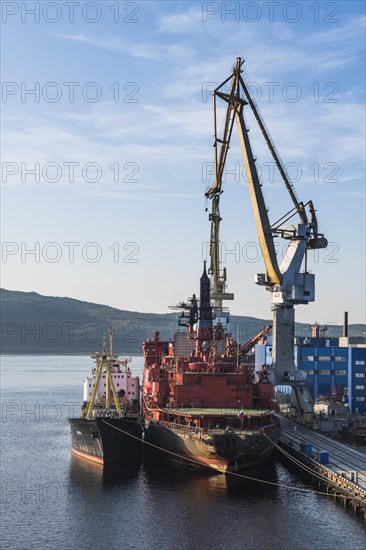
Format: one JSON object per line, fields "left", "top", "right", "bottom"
{"left": 102, "top": 420, "right": 364, "bottom": 502}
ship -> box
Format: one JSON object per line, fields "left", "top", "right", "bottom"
{"left": 69, "top": 330, "right": 142, "bottom": 465}
{"left": 142, "top": 263, "right": 280, "bottom": 473}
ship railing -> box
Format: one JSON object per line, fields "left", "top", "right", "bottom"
{"left": 205, "top": 423, "right": 277, "bottom": 436}
{"left": 91, "top": 408, "right": 132, "bottom": 419}
{"left": 206, "top": 425, "right": 275, "bottom": 436}
{"left": 161, "top": 421, "right": 276, "bottom": 438}
{"left": 164, "top": 421, "right": 203, "bottom": 437}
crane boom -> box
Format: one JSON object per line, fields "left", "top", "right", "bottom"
{"left": 238, "top": 73, "right": 308, "bottom": 226}
{"left": 235, "top": 101, "right": 282, "bottom": 285}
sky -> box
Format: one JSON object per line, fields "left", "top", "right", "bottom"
{"left": 1, "top": 0, "right": 365, "bottom": 326}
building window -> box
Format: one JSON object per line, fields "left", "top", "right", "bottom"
{"left": 307, "top": 369, "right": 314, "bottom": 375}
{"left": 303, "top": 356, "right": 314, "bottom": 361}
{"left": 335, "top": 370, "right": 347, "bottom": 375}
{"left": 317, "top": 370, "right": 331, "bottom": 375}
{"left": 355, "top": 385, "right": 365, "bottom": 390}
{"left": 355, "top": 361, "right": 365, "bottom": 366}
{"left": 318, "top": 356, "right": 331, "bottom": 361}
{"left": 334, "top": 356, "right": 347, "bottom": 362}
{"left": 117, "top": 383, "right": 119, "bottom": 387}
{"left": 355, "top": 373, "right": 365, "bottom": 378}
{"left": 132, "top": 383, "right": 134, "bottom": 387}
{"left": 355, "top": 397, "right": 365, "bottom": 401}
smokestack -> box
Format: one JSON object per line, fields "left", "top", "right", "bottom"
{"left": 311, "top": 323, "right": 320, "bottom": 338}
{"left": 343, "top": 311, "right": 348, "bottom": 338}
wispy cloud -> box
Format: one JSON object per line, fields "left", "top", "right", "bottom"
{"left": 158, "top": 7, "right": 203, "bottom": 33}
{"left": 301, "top": 15, "right": 366, "bottom": 46}
{"left": 5, "top": 12, "right": 365, "bottom": 203}
{"left": 338, "top": 190, "right": 366, "bottom": 199}
{"left": 57, "top": 33, "right": 195, "bottom": 62}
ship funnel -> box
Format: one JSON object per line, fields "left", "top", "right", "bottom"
{"left": 200, "top": 261, "right": 211, "bottom": 310}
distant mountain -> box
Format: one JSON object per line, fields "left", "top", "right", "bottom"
{"left": 1, "top": 289, "right": 365, "bottom": 354}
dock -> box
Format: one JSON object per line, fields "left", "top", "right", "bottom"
{"left": 276, "top": 415, "right": 366, "bottom": 519}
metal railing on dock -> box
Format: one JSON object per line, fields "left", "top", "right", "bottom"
{"left": 275, "top": 415, "right": 366, "bottom": 519}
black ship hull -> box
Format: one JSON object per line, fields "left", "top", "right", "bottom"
{"left": 144, "top": 421, "right": 280, "bottom": 473}
{"left": 69, "top": 417, "right": 142, "bottom": 465}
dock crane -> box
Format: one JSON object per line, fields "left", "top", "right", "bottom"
{"left": 205, "top": 58, "right": 328, "bottom": 415}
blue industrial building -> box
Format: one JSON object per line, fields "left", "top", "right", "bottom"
{"left": 293, "top": 321, "right": 366, "bottom": 414}
{"left": 295, "top": 343, "right": 348, "bottom": 402}
{"left": 347, "top": 346, "right": 366, "bottom": 415}
{"left": 255, "top": 328, "right": 366, "bottom": 415}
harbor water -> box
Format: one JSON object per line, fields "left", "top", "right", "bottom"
{"left": 1, "top": 355, "right": 365, "bottom": 550}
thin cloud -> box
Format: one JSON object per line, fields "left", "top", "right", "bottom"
{"left": 57, "top": 33, "right": 195, "bottom": 62}
{"left": 338, "top": 190, "right": 366, "bottom": 198}
{"left": 158, "top": 7, "right": 203, "bottom": 33}
{"left": 301, "top": 15, "right": 366, "bottom": 47}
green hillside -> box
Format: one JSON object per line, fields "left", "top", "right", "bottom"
{"left": 1, "top": 289, "right": 365, "bottom": 354}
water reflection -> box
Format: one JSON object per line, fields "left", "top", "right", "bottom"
{"left": 142, "top": 451, "right": 280, "bottom": 502}
{"left": 67, "top": 455, "right": 143, "bottom": 550}
{"left": 69, "top": 453, "right": 141, "bottom": 487}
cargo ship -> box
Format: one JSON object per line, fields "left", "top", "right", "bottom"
{"left": 69, "top": 331, "right": 142, "bottom": 465}
{"left": 142, "top": 263, "right": 280, "bottom": 473}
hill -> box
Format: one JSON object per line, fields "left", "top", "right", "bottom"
{"left": 0, "top": 289, "right": 364, "bottom": 354}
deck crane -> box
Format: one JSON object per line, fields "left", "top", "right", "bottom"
{"left": 205, "top": 58, "right": 328, "bottom": 415}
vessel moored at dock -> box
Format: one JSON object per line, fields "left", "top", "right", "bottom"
{"left": 69, "top": 330, "right": 142, "bottom": 465}
{"left": 142, "top": 264, "right": 280, "bottom": 473}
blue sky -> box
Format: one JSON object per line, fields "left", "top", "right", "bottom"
{"left": 1, "top": 0, "right": 365, "bottom": 325}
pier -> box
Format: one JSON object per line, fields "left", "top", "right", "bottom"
{"left": 276, "top": 415, "right": 366, "bottom": 519}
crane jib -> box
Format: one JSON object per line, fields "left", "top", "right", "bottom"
{"left": 206, "top": 57, "right": 327, "bottom": 300}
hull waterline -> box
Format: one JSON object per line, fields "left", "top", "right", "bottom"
{"left": 69, "top": 417, "right": 142, "bottom": 466}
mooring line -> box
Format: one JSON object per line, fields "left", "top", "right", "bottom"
{"left": 263, "top": 433, "right": 340, "bottom": 485}
{"left": 263, "top": 433, "right": 366, "bottom": 502}
{"left": 102, "top": 419, "right": 347, "bottom": 498}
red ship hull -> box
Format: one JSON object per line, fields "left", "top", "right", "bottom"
{"left": 142, "top": 264, "right": 279, "bottom": 472}
{"left": 144, "top": 412, "right": 279, "bottom": 473}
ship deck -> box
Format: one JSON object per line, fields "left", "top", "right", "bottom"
{"left": 160, "top": 407, "right": 272, "bottom": 417}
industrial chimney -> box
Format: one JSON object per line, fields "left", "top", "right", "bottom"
{"left": 343, "top": 311, "right": 348, "bottom": 338}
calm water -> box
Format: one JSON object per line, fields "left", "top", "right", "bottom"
{"left": 1, "top": 355, "right": 365, "bottom": 550}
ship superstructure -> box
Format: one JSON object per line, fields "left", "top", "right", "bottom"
{"left": 83, "top": 356, "right": 139, "bottom": 406}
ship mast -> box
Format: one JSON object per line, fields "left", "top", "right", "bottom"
{"left": 83, "top": 333, "right": 122, "bottom": 418}
{"left": 105, "top": 336, "right": 111, "bottom": 410}
{"left": 109, "top": 326, "right": 113, "bottom": 358}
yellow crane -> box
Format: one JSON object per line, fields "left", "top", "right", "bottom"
{"left": 206, "top": 58, "right": 328, "bottom": 414}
